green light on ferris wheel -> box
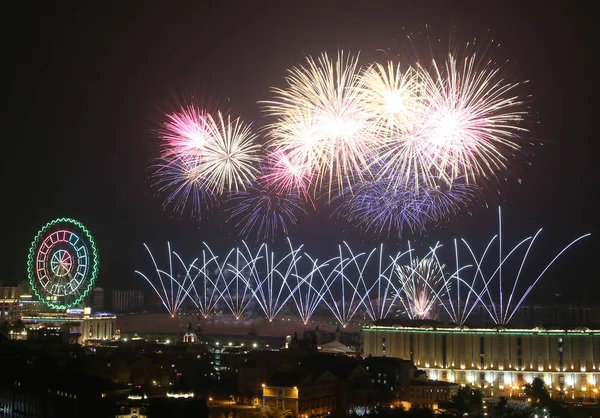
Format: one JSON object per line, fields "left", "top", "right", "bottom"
{"left": 27, "top": 217, "right": 99, "bottom": 310}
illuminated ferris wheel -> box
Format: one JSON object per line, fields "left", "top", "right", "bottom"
{"left": 27, "top": 218, "right": 99, "bottom": 309}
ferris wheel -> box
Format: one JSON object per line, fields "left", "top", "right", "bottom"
{"left": 27, "top": 218, "right": 99, "bottom": 309}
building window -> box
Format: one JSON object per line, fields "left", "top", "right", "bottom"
{"left": 442, "top": 335, "right": 447, "bottom": 368}
{"left": 558, "top": 337, "right": 564, "bottom": 370}
{"left": 480, "top": 336, "right": 485, "bottom": 368}
{"left": 517, "top": 337, "right": 523, "bottom": 369}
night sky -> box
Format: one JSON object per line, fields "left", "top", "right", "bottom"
{"left": 6, "top": 2, "right": 598, "bottom": 299}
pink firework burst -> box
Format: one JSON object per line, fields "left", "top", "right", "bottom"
{"left": 261, "top": 149, "right": 315, "bottom": 203}
{"left": 160, "top": 105, "right": 213, "bottom": 159}
{"left": 415, "top": 52, "right": 527, "bottom": 185}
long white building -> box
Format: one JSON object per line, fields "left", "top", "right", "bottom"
{"left": 362, "top": 322, "right": 600, "bottom": 400}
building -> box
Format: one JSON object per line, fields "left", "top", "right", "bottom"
{"left": 362, "top": 322, "right": 600, "bottom": 400}
{"left": 182, "top": 323, "right": 198, "bottom": 344}
{"left": 263, "top": 370, "right": 347, "bottom": 417}
{"left": 92, "top": 287, "right": 105, "bottom": 312}
{"left": 407, "top": 379, "right": 458, "bottom": 409}
{"left": 19, "top": 310, "right": 116, "bottom": 344}
{"left": 115, "top": 403, "right": 148, "bottom": 418}
{"left": 115, "top": 391, "right": 149, "bottom": 418}
{"left": 359, "top": 356, "right": 459, "bottom": 410}
{"left": 238, "top": 362, "right": 269, "bottom": 404}
{"left": 262, "top": 355, "right": 368, "bottom": 417}
{"left": 0, "top": 287, "right": 19, "bottom": 323}
{"left": 0, "top": 365, "right": 128, "bottom": 418}
{"left": 17, "top": 293, "right": 43, "bottom": 317}
{"left": 363, "top": 356, "right": 415, "bottom": 404}
{"left": 319, "top": 340, "right": 357, "bottom": 356}
{"left": 83, "top": 312, "right": 117, "bottom": 342}
{"left": 111, "top": 290, "right": 144, "bottom": 312}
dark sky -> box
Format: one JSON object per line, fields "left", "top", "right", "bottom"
{"left": 5, "top": 2, "right": 598, "bottom": 299}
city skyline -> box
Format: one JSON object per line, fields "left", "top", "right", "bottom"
{"left": 6, "top": 2, "right": 597, "bottom": 299}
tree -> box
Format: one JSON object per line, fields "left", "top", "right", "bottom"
{"left": 451, "top": 386, "right": 483, "bottom": 415}
{"left": 408, "top": 406, "right": 434, "bottom": 418}
{"left": 524, "top": 377, "right": 550, "bottom": 406}
{"left": 0, "top": 320, "right": 9, "bottom": 337}
{"left": 241, "top": 406, "right": 292, "bottom": 418}
{"left": 262, "top": 406, "right": 292, "bottom": 418}
{"left": 496, "top": 396, "right": 508, "bottom": 418}
{"left": 11, "top": 319, "right": 25, "bottom": 334}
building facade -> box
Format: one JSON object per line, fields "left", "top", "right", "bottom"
{"left": 19, "top": 311, "right": 116, "bottom": 344}
{"left": 362, "top": 324, "right": 600, "bottom": 400}
{"left": 263, "top": 371, "right": 347, "bottom": 418}
{"left": 111, "top": 290, "right": 144, "bottom": 312}
{"left": 92, "top": 287, "right": 105, "bottom": 312}
{"left": 407, "top": 380, "right": 458, "bottom": 409}
{"left": 0, "top": 287, "right": 20, "bottom": 323}
{"left": 83, "top": 313, "right": 116, "bottom": 342}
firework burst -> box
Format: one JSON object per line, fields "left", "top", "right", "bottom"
{"left": 334, "top": 172, "right": 478, "bottom": 238}
{"left": 160, "top": 105, "right": 213, "bottom": 159}
{"left": 264, "top": 51, "right": 376, "bottom": 198}
{"left": 376, "top": 52, "right": 528, "bottom": 191}
{"left": 154, "top": 105, "right": 261, "bottom": 201}
{"left": 150, "top": 157, "right": 217, "bottom": 218}
{"left": 201, "top": 111, "right": 261, "bottom": 193}
{"left": 150, "top": 41, "right": 532, "bottom": 239}
{"left": 357, "top": 61, "right": 424, "bottom": 134}
{"left": 419, "top": 52, "right": 527, "bottom": 184}
{"left": 261, "top": 148, "right": 315, "bottom": 203}
{"left": 225, "top": 175, "right": 307, "bottom": 242}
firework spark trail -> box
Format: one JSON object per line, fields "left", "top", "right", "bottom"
{"left": 217, "top": 247, "right": 255, "bottom": 319}
{"left": 238, "top": 239, "right": 304, "bottom": 322}
{"left": 429, "top": 238, "right": 481, "bottom": 325}
{"left": 317, "top": 242, "right": 386, "bottom": 328}
{"left": 331, "top": 243, "right": 409, "bottom": 322}
{"left": 395, "top": 242, "right": 450, "bottom": 320}
{"left": 360, "top": 245, "right": 412, "bottom": 321}
{"left": 502, "top": 233, "right": 590, "bottom": 324}
{"left": 289, "top": 254, "right": 338, "bottom": 325}
{"left": 263, "top": 51, "right": 377, "bottom": 198}
{"left": 135, "top": 243, "right": 197, "bottom": 317}
{"left": 134, "top": 224, "right": 590, "bottom": 325}
{"left": 186, "top": 243, "right": 225, "bottom": 317}
{"left": 459, "top": 208, "right": 591, "bottom": 325}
